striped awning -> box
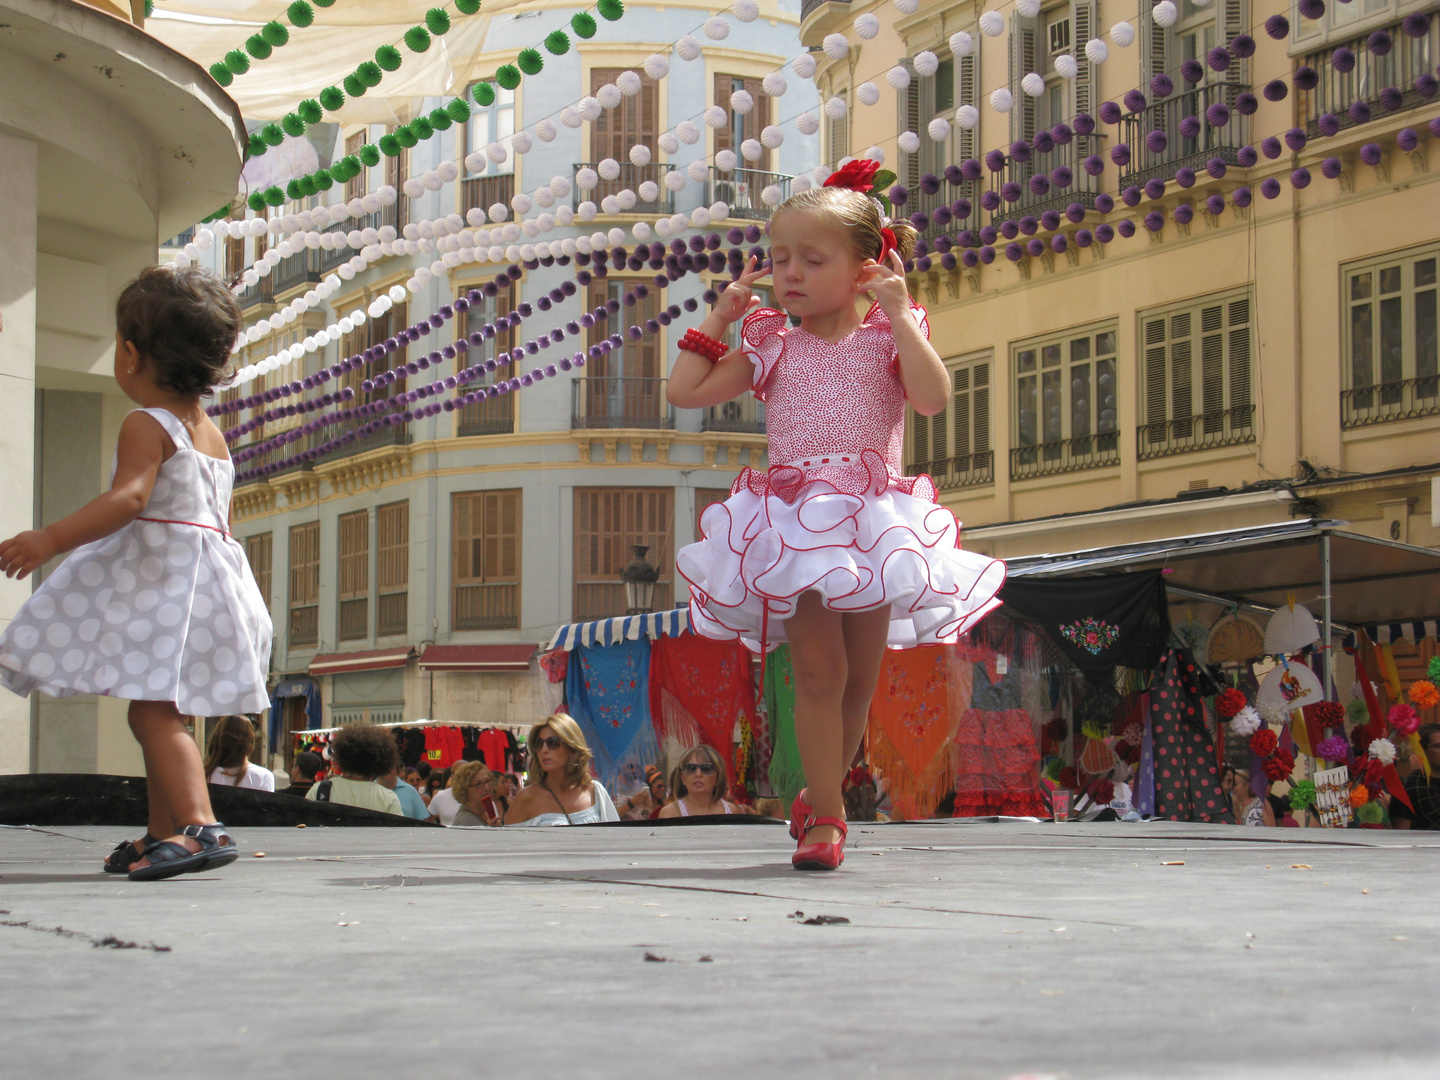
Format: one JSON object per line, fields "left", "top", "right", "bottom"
{"left": 545, "top": 608, "right": 689, "bottom": 652}
{"left": 1347, "top": 620, "right": 1440, "bottom": 646}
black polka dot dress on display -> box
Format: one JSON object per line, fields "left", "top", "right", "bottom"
{"left": 1151, "top": 648, "right": 1235, "bottom": 824}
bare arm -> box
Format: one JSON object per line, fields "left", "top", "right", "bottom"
{"left": 861, "top": 251, "right": 950, "bottom": 416}
{"left": 656, "top": 801, "right": 680, "bottom": 819}
{"left": 0, "top": 411, "right": 167, "bottom": 579}
{"left": 667, "top": 258, "right": 769, "bottom": 410}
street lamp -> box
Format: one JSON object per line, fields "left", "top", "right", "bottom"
{"left": 619, "top": 544, "right": 659, "bottom": 614}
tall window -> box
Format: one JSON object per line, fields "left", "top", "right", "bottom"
{"left": 827, "top": 85, "right": 849, "bottom": 165}
{"left": 693, "top": 487, "right": 731, "bottom": 543}
{"left": 573, "top": 487, "right": 673, "bottom": 620}
{"left": 909, "top": 355, "right": 993, "bottom": 489}
{"left": 344, "top": 131, "right": 367, "bottom": 202}
{"left": 903, "top": 50, "right": 976, "bottom": 235}
{"left": 1343, "top": 244, "right": 1440, "bottom": 427}
{"left": 582, "top": 279, "right": 663, "bottom": 427}
{"left": 377, "top": 501, "right": 409, "bottom": 637}
{"left": 465, "top": 82, "right": 516, "bottom": 175}
{"left": 289, "top": 521, "right": 320, "bottom": 648}
{"left": 590, "top": 67, "right": 660, "bottom": 202}
{"left": 714, "top": 74, "right": 772, "bottom": 171}
{"left": 340, "top": 302, "right": 407, "bottom": 434}
{"left": 1013, "top": 325, "right": 1119, "bottom": 478}
{"left": 225, "top": 206, "right": 246, "bottom": 280}
{"left": 1139, "top": 291, "right": 1254, "bottom": 457}
{"left": 384, "top": 130, "right": 409, "bottom": 233}
{"left": 244, "top": 532, "right": 273, "bottom": 612}
{"left": 452, "top": 490, "right": 521, "bottom": 630}
{"left": 337, "top": 511, "right": 369, "bottom": 641}
{"left": 455, "top": 283, "right": 516, "bottom": 436}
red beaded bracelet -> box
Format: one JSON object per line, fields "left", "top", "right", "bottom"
{"left": 680, "top": 328, "right": 727, "bottom": 362}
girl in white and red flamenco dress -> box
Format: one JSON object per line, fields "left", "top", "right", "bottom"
{"left": 668, "top": 166, "right": 1006, "bottom": 870}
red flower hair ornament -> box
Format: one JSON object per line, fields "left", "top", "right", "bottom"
{"left": 822, "top": 158, "right": 898, "bottom": 264}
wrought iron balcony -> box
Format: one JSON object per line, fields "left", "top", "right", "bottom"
{"left": 572, "top": 163, "right": 676, "bottom": 215}
{"left": 1299, "top": 11, "right": 1439, "bottom": 138}
{"left": 908, "top": 451, "right": 995, "bottom": 490}
{"left": 571, "top": 376, "right": 674, "bottom": 430}
{"left": 702, "top": 166, "right": 793, "bottom": 221}
{"left": 905, "top": 178, "right": 981, "bottom": 244}
{"left": 800, "top": 0, "right": 849, "bottom": 22}
{"left": 455, "top": 390, "right": 515, "bottom": 436}
{"left": 1010, "top": 432, "right": 1119, "bottom": 480}
{"left": 236, "top": 277, "right": 273, "bottom": 311}
{"left": 461, "top": 173, "right": 516, "bottom": 218}
{"left": 1137, "top": 406, "right": 1255, "bottom": 459}
{"left": 1342, "top": 376, "right": 1440, "bottom": 428}
{"left": 272, "top": 246, "right": 324, "bottom": 295}
{"left": 1118, "top": 81, "right": 1250, "bottom": 189}
{"left": 986, "top": 131, "right": 1106, "bottom": 220}
{"left": 453, "top": 581, "right": 520, "bottom": 631}
{"left": 702, "top": 394, "right": 765, "bottom": 434}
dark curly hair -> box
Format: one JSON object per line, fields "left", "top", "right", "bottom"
{"left": 114, "top": 264, "right": 241, "bottom": 397}
{"left": 329, "top": 723, "right": 400, "bottom": 780}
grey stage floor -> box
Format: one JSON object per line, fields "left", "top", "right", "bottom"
{"left": 0, "top": 819, "right": 1435, "bottom": 1080}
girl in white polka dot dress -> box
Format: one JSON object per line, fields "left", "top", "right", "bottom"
{"left": 0, "top": 265, "right": 272, "bottom": 881}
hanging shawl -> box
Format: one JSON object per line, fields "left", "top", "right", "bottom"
{"left": 564, "top": 639, "right": 659, "bottom": 794}
{"left": 764, "top": 645, "right": 805, "bottom": 807}
{"left": 648, "top": 633, "right": 758, "bottom": 791}
{"left": 1150, "top": 647, "right": 1234, "bottom": 823}
{"left": 997, "top": 572, "right": 1172, "bottom": 686}
{"left": 866, "top": 645, "right": 969, "bottom": 820}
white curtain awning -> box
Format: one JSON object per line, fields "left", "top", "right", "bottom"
{"left": 545, "top": 609, "right": 689, "bottom": 652}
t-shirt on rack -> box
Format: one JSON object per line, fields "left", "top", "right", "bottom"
{"left": 293, "top": 719, "right": 527, "bottom": 773}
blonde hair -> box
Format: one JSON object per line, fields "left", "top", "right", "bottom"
{"left": 203, "top": 715, "right": 255, "bottom": 782}
{"left": 771, "top": 186, "right": 918, "bottom": 265}
{"left": 669, "top": 744, "right": 729, "bottom": 804}
{"left": 449, "top": 760, "right": 494, "bottom": 806}
{"left": 526, "top": 713, "right": 594, "bottom": 792}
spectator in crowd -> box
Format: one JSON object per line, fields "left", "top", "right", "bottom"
{"left": 204, "top": 715, "right": 275, "bottom": 792}
{"left": 450, "top": 761, "right": 504, "bottom": 827}
{"left": 658, "top": 745, "right": 739, "bottom": 818}
{"left": 501, "top": 773, "right": 521, "bottom": 801}
{"left": 615, "top": 765, "right": 660, "bottom": 820}
{"left": 409, "top": 761, "right": 431, "bottom": 796}
{"left": 1232, "top": 769, "right": 1272, "bottom": 827}
{"left": 379, "top": 763, "right": 431, "bottom": 821}
{"left": 1393, "top": 722, "right": 1440, "bottom": 830}
{"left": 503, "top": 714, "right": 621, "bottom": 826}
{"left": 284, "top": 751, "right": 325, "bottom": 798}
{"left": 426, "top": 767, "right": 462, "bottom": 826}
{"left": 1219, "top": 765, "right": 1236, "bottom": 801}
{"left": 305, "top": 723, "right": 402, "bottom": 816}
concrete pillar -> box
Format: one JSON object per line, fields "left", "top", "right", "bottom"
{"left": 0, "top": 131, "right": 38, "bottom": 774}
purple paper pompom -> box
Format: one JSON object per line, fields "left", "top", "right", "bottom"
{"left": 1151, "top": 73, "right": 1174, "bottom": 98}
{"left": 1359, "top": 142, "right": 1383, "bottom": 166}
{"left": 1026, "top": 238, "right": 1045, "bottom": 257}
{"left": 979, "top": 245, "right": 996, "bottom": 264}
{"left": 1033, "top": 131, "right": 1056, "bottom": 154}
{"left": 1072, "top": 113, "right": 1096, "bottom": 135}
{"left": 1076, "top": 229, "right": 1093, "bottom": 247}
{"left": 1264, "top": 79, "right": 1289, "bottom": 102}
{"left": 1331, "top": 46, "right": 1355, "bottom": 73}
{"left": 1207, "top": 46, "right": 1231, "bottom": 72}
{"left": 1318, "top": 112, "right": 1341, "bottom": 136}
{"left": 1040, "top": 210, "right": 1061, "bottom": 231}
{"left": 944, "top": 164, "right": 965, "bottom": 186}
{"left": 1175, "top": 167, "right": 1196, "bottom": 188}
{"left": 961, "top": 158, "right": 984, "bottom": 180}
{"left": 1368, "top": 30, "right": 1392, "bottom": 56}
{"left": 1124, "top": 89, "right": 1148, "bottom": 113}
{"left": 889, "top": 184, "right": 909, "bottom": 206}
{"left": 1291, "top": 167, "right": 1311, "bottom": 189}
{"left": 960, "top": 249, "right": 978, "bottom": 268}
{"left": 1098, "top": 101, "right": 1123, "bottom": 125}
{"left": 1298, "top": 0, "right": 1325, "bottom": 19}
{"left": 953, "top": 198, "right": 972, "bottom": 219}
{"left": 1206, "top": 157, "right": 1228, "bottom": 179}
{"left": 920, "top": 172, "right": 942, "bottom": 195}
{"left": 1174, "top": 204, "right": 1194, "bottom": 225}
{"left": 910, "top": 211, "right": 930, "bottom": 230}
{"left": 934, "top": 234, "right": 954, "bottom": 253}
{"left": 1145, "top": 177, "right": 1167, "bottom": 200}
{"left": 1417, "top": 73, "right": 1439, "bottom": 98}
{"left": 1083, "top": 153, "right": 1105, "bottom": 176}
{"left": 979, "top": 225, "right": 998, "bottom": 245}
{"left": 1052, "top": 166, "right": 1074, "bottom": 188}
{"left": 1235, "top": 91, "right": 1259, "bottom": 116}
{"left": 1095, "top": 223, "right": 1115, "bottom": 243}
{"left": 1260, "top": 177, "right": 1282, "bottom": 199}
{"left": 1029, "top": 174, "right": 1050, "bottom": 196}
{"left": 1094, "top": 193, "right": 1115, "bottom": 214}
{"left": 1206, "top": 193, "right": 1226, "bottom": 215}
{"left": 1051, "top": 235, "right": 1067, "bottom": 254}
{"left": 1379, "top": 86, "right": 1403, "bottom": 111}
{"left": 980, "top": 189, "right": 1002, "bottom": 211}
{"left": 1398, "top": 127, "right": 1419, "bottom": 151}
{"left": 940, "top": 252, "right": 957, "bottom": 271}
{"left": 1206, "top": 102, "right": 1231, "bottom": 127}
{"left": 999, "top": 220, "right": 1019, "bottom": 240}
{"left": 1349, "top": 99, "right": 1372, "bottom": 125}
{"left": 1001, "top": 181, "right": 1022, "bottom": 203}
{"left": 1019, "top": 216, "right": 1039, "bottom": 236}
{"left": 1009, "top": 141, "right": 1031, "bottom": 164}
{"left": 986, "top": 149, "right": 1007, "bottom": 172}
{"left": 1122, "top": 185, "right": 1142, "bottom": 207}
{"left": 932, "top": 205, "right": 953, "bottom": 227}
{"left": 1285, "top": 127, "right": 1308, "bottom": 151}
{"left": 915, "top": 255, "right": 933, "bottom": 272}
{"left": 1230, "top": 34, "right": 1256, "bottom": 58}
{"left": 1146, "top": 129, "right": 1168, "bottom": 153}
{"left": 1118, "top": 219, "right": 1136, "bottom": 238}
{"left": 1233, "top": 186, "right": 1252, "bottom": 207}
{"left": 1005, "top": 242, "right": 1023, "bottom": 262}
{"left": 1294, "top": 65, "right": 1319, "bottom": 91}
{"left": 1261, "top": 136, "right": 1282, "bottom": 159}
{"left": 1264, "top": 14, "right": 1290, "bottom": 39}
{"left": 1320, "top": 156, "right": 1343, "bottom": 179}
{"left": 1051, "top": 123, "right": 1074, "bottom": 145}
{"left": 1066, "top": 202, "right": 1087, "bottom": 223}
{"left": 1111, "top": 143, "right": 1132, "bottom": 166}
{"left": 1403, "top": 12, "right": 1429, "bottom": 37}
{"left": 1179, "top": 115, "right": 1202, "bottom": 138}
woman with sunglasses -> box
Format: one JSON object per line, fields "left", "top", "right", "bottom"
{"left": 658, "top": 745, "right": 738, "bottom": 819}
{"left": 502, "top": 713, "right": 621, "bottom": 826}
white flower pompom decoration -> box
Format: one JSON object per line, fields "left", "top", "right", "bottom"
{"left": 550, "top": 175, "right": 572, "bottom": 198}
{"left": 898, "top": 130, "right": 921, "bottom": 153}
{"left": 629, "top": 144, "right": 652, "bottom": 166}
{"left": 886, "top": 65, "right": 912, "bottom": 90}
{"left": 615, "top": 71, "right": 642, "bottom": 96}
{"left": 559, "top": 107, "right": 581, "bottom": 130}
{"left": 643, "top": 54, "right": 670, "bottom": 80}
{"left": 823, "top": 33, "right": 849, "bottom": 60}
{"left": 535, "top": 118, "right": 557, "bottom": 142}
{"left": 704, "top": 105, "right": 728, "bottom": 128}
{"left": 658, "top": 132, "right": 678, "bottom": 154}
{"left": 763, "top": 71, "right": 788, "bottom": 97}
{"left": 1153, "top": 0, "right": 1178, "bottom": 27}
{"left": 1261, "top": 703, "right": 1293, "bottom": 727}
{"left": 676, "top": 35, "right": 702, "bottom": 61}
{"left": 761, "top": 184, "right": 784, "bottom": 206}
{"left": 1016, "top": 0, "right": 1041, "bottom": 16}
{"left": 760, "top": 124, "right": 784, "bottom": 148}
{"left": 436, "top": 161, "right": 459, "bottom": 183}
{"left": 811, "top": 165, "right": 831, "bottom": 184}
{"left": 511, "top": 131, "right": 533, "bottom": 155}
{"left": 1229, "top": 706, "right": 1262, "bottom": 737}
{"left": 730, "top": 89, "right": 754, "bottom": 114}
{"left": 731, "top": 0, "right": 759, "bottom": 21}
{"left": 599, "top": 194, "right": 619, "bottom": 215}
{"left": 740, "top": 138, "right": 763, "bottom": 161}
{"left": 914, "top": 50, "right": 939, "bottom": 76}
{"left": 709, "top": 201, "right": 729, "bottom": 221}
{"left": 486, "top": 202, "right": 508, "bottom": 222}
{"left": 578, "top": 96, "right": 602, "bottom": 122}
{"left": 791, "top": 173, "right": 812, "bottom": 193}
{"left": 402, "top": 177, "right": 425, "bottom": 199}
{"left": 510, "top": 192, "right": 533, "bottom": 215}
{"left": 990, "top": 87, "right": 1015, "bottom": 112}
{"left": 663, "top": 170, "right": 686, "bottom": 192}
{"left": 893, "top": 0, "right": 918, "bottom": 12}
{"left": 954, "top": 104, "right": 979, "bottom": 128}
{"left": 486, "top": 142, "right": 508, "bottom": 164}
{"left": 1110, "top": 21, "right": 1135, "bottom": 47}
{"left": 950, "top": 30, "right": 974, "bottom": 57}
{"left": 1085, "top": 38, "right": 1109, "bottom": 64}
{"left": 856, "top": 12, "right": 880, "bottom": 38}
{"left": 703, "top": 15, "right": 730, "bottom": 39}
{"left": 690, "top": 207, "right": 711, "bottom": 227}
{"left": 928, "top": 116, "right": 951, "bottom": 141}
{"left": 1021, "top": 72, "right": 1045, "bottom": 96}
{"left": 1055, "top": 54, "right": 1078, "bottom": 79}
{"left": 980, "top": 10, "right": 1005, "bottom": 36}
{"left": 796, "top": 111, "right": 820, "bottom": 135}
{"left": 715, "top": 148, "right": 737, "bottom": 172}
{"left": 632, "top": 221, "right": 652, "bottom": 241}
{"left": 687, "top": 159, "right": 708, "bottom": 182}
{"left": 676, "top": 120, "right": 700, "bottom": 144}
{"left": 823, "top": 95, "right": 848, "bottom": 119}
{"left": 857, "top": 81, "right": 880, "bottom": 106}
{"left": 793, "top": 53, "right": 817, "bottom": 79}
{"left": 638, "top": 180, "right": 659, "bottom": 202}
{"left": 1368, "top": 738, "right": 1397, "bottom": 765}
{"left": 598, "top": 158, "right": 621, "bottom": 181}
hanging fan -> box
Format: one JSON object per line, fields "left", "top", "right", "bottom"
{"left": 1255, "top": 660, "right": 1325, "bottom": 715}
{"left": 1171, "top": 617, "right": 1210, "bottom": 665}
{"left": 1207, "top": 613, "right": 1265, "bottom": 663}
{"left": 1264, "top": 601, "right": 1320, "bottom": 656}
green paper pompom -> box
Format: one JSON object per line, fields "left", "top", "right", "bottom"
{"left": 378, "top": 133, "right": 402, "bottom": 157}
{"left": 1347, "top": 698, "right": 1370, "bottom": 724}
{"left": 1357, "top": 801, "right": 1384, "bottom": 825}
{"left": 343, "top": 73, "right": 366, "bottom": 98}
{"left": 571, "top": 12, "right": 596, "bottom": 37}
{"left": 517, "top": 48, "right": 543, "bottom": 75}
{"left": 209, "top": 62, "right": 235, "bottom": 87}
{"left": 313, "top": 170, "right": 334, "bottom": 191}
{"left": 264, "top": 186, "right": 286, "bottom": 206}
{"left": 425, "top": 7, "right": 451, "bottom": 35}
{"left": 286, "top": 0, "right": 314, "bottom": 27}
{"left": 376, "top": 44, "right": 403, "bottom": 71}
{"left": 357, "top": 61, "right": 383, "bottom": 87}
{"left": 260, "top": 122, "right": 285, "bottom": 146}
{"left": 247, "top": 134, "right": 267, "bottom": 158}
{"left": 144, "top": 0, "right": 154, "bottom": 17}
{"left": 597, "top": 0, "right": 624, "bottom": 21}
{"left": 404, "top": 26, "right": 432, "bottom": 53}
{"left": 245, "top": 35, "right": 272, "bottom": 60}
{"left": 328, "top": 159, "right": 350, "bottom": 182}
{"left": 410, "top": 116, "right": 434, "bottom": 140}
{"left": 281, "top": 113, "right": 307, "bottom": 137}
{"left": 299, "top": 175, "right": 318, "bottom": 197}
{"left": 312, "top": 0, "right": 335, "bottom": 7}
{"left": 445, "top": 97, "right": 472, "bottom": 123}
{"left": 544, "top": 30, "right": 570, "bottom": 55}
{"left": 1287, "top": 779, "right": 1317, "bottom": 811}
{"left": 494, "top": 64, "right": 521, "bottom": 90}
{"left": 427, "top": 107, "right": 453, "bottom": 131}
{"left": 319, "top": 85, "right": 345, "bottom": 111}
{"left": 248, "top": 191, "right": 268, "bottom": 213}
{"left": 454, "top": 0, "right": 480, "bottom": 13}
{"left": 395, "top": 125, "right": 419, "bottom": 149}
{"left": 472, "top": 81, "right": 495, "bottom": 106}
{"left": 298, "top": 99, "right": 323, "bottom": 124}
{"left": 261, "top": 21, "right": 289, "bottom": 47}
{"left": 286, "top": 179, "right": 304, "bottom": 200}
{"left": 1429, "top": 656, "right": 1440, "bottom": 680}
{"left": 358, "top": 144, "right": 381, "bottom": 167}
{"left": 224, "top": 49, "right": 251, "bottom": 74}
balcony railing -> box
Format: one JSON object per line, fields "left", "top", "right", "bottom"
{"left": 1137, "top": 406, "right": 1255, "bottom": 459}
{"left": 986, "top": 132, "right": 1106, "bottom": 221}
{"left": 453, "top": 582, "right": 519, "bottom": 630}
{"left": 325, "top": 423, "right": 413, "bottom": 461}
{"left": 289, "top": 605, "right": 318, "bottom": 648}
{"left": 702, "top": 395, "right": 765, "bottom": 434}
{"left": 456, "top": 391, "right": 515, "bottom": 436}
{"left": 572, "top": 581, "right": 675, "bottom": 622}
{"left": 571, "top": 376, "right": 674, "bottom": 429}
{"left": 1300, "top": 12, "right": 1439, "bottom": 137}
{"left": 703, "top": 167, "right": 793, "bottom": 221}
{"left": 800, "top": 0, "right": 848, "bottom": 20}
{"left": 572, "top": 163, "right": 676, "bottom": 215}
{"left": 272, "top": 246, "right": 324, "bottom": 295}
{"left": 907, "top": 178, "right": 981, "bottom": 243}
{"left": 231, "top": 431, "right": 312, "bottom": 486}
{"left": 1011, "top": 432, "right": 1120, "bottom": 479}
{"left": 1342, "top": 377, "right": 1440, "bottom": 428}
{"left": 461, "top": 173, "right": 516, "bottom": 218}
{"left": 1118, "top": 81, "right": 1250, "bottom": 189}
{"left": 909, "top": 451, "right": 995, "bottom": 490}
{"left": 236, "top": 277, "right": 273, "bottom": 311}
{"left": 338, "top": 597, "right": 368, "bottom": 641}
{"left": 377, "top": 591, "right": 408, "bottom": 637}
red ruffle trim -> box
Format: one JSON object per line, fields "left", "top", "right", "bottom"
{"left": 730, "top": 449, "right": 938, "bottom": 506}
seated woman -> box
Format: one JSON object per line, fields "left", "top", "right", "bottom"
{"left": 204, "top": 714, "right": 275, "bottom": 792}
{"left": 502, "top": 714, "right": 621, "bottom": 826}
{"left": 657, "top": 745, "right": 739, "bottom": 819}
{"left": 450, "top": 760, "right": 504, "bottom": 827}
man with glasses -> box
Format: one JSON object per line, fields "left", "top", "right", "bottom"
{"left": 1392, "top": 723, "right": 1440, "bottom": 830}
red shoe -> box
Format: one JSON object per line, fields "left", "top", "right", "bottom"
{"left": 792, "top": 815, "right": 847, "bottom": 871}
{"left": 788, "top": 788, "right": 813, "bottom": 842}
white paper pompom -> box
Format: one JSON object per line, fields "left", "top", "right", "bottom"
{"left": 616, "top": 71, "right": 642, "bottom": 97}
{"left": 1229, "top": 706, "right": 1262, "bottom": 737}
{"left": 643, "top": 53, "right": 670, "bottom": 80}
{"left": 1110, "top": 20, "right": 1135, "bottom": 47}
{"left": 760, "top": 125, "right": 784, "bottom": 149}
{"left": 761, "top": 184, "right": 784, "bottom": 206}
{"left": 927, "top": 116, "right": 951, "bottom": 141}
{"left": 559, "top": 107, "right": 582, "bottom": 130}
{"left": 898, "top": 130, "right": 921, "bottom": 153}
{"left": 886, "top": 65, "right": 912, "bottom": 90}
{"left": 638, "top": 180, "right": 659, "bottom": 202}
{"left": 629, "top": 144, "right": 652, "bottom": 166}
{"left": 865, "top": 146, "right": 885, "bottom": 164}
{"left": 596, "top": 83, "right": 622, "bottom": 109}
{"left": 811, "top": 165, "right": 831, "bottom": 184}
{"left": 550, "top": 175, "right": 571, "bottom": 197}
{"left": 709, "top": 201, "right": 729, "bottom": 221}
{"left": 914, "top": 50, "right": 939, "bottom": 77}
{"left": 979, "top": 10, "right": 1004, "bottom": 36}
{"left": 598, "top": 158, "right": 621, "bottom": 181}
{"left": 704, "top": 105, "right": 729, "bottom": 128}
{"left": 576, "top": 167, "right": 599, "bottom": 190}
{"left": 676, "top": 120, "right": 700, "bottom": 144}
{"left": 600, "top": 194, "right": 619, "bottom": 215}
{"left": 1016, "top": 0, "right": 1041, "bottom": 16}
{"left": 950, "top": 104, "right": 977, "bottom": 130}
{"left": 715, "top": 148, "right": 737, "bottom": 172}
{"left": 1153, "top": 0, "right": 1178, "bottom": 27}
{"left": 576, "top": 200, "right": 597, "bottom": 220}
{"left": 792, "top": 53, "right": 817, "bottom": 79}
{"left": 535, "top": 118, "right": 557, "bottom": 143}
{"left": 703, "top": 15, "right": 730, "bottom": 39}
{"left": 676, "top": 35, "right": 702, "bottom": 61}
{"left": 823, "top": 33, "right": 849, "bottom": 60}
{"left": 577, "top": 97, "right": 601, "bottom": 122}
{"left": 730, "top": 89, "right": 754, "bottom": 114}
{"left": 949, "top": 30, "right": 974, "bottom": 57}
{"left": 510, "top": 192, "right": 533, "bottom": 215}
{"left": 402, "top": 177, "right": 425, "bottom": 199}
{"left": 856, "top": 12, "right": 880, "bottom": 38}
{"left": 1368, "top": 738, "right": 1397, "bottom": 765}
{"left": 687, "top": 159, "right": 708, "bottom": 182}
{"left": 857, "top": 81, "right": 880, "bottom": 106}
{"left": 824, "top": 95, "right": 848, "bottom": 120}
{"left": 1021, "top": 72, "right": 1045, "bottom": 96}
{"left": 791, "top": 173, "right": 812, "bottom": 193}
{"left": 615, "top": 189, "right": 636, "bottom": 212}
{"left": 653, "top": 218, "right": 672, "bottom": 238}
{"left": 658, "top": 131, "right": 679, "bottom": 154}
{"left": 436, "top": 161, "right": 459, "bottom": 184}
{"left": 1055, "top": 53, "right": 1078, "bottom": 78}
{"left": 796, "top": 111, "right": 820, "bottom": 135}
{"left": 690, "top": 207, "right": 711, "bottom": 227}
{"left": 1085, "top": 37, "right": 1109, "bottom": 64}
{"left": 511, "top": 131, "right": 533, "bottom": 155}
{"left": 893, "top": 0, "right": 918, "bottom": 12}
{"left": 990, "top": 87, "right": 1014, "bottom": 113}
{"left": 740, "top": 138, "right": 763, "bottom": 161}
{"left": 763, "top": 71, "right": 788, "bottom": 97}
{"left": 487, "top": 202, "right": 509, "bottom": 222}
{"left": 486, "top": 142, "right": 508, "bottom": 164}
{"left": 607, "top": 227, "right": 627, "bottom": 246}
{"left": 732, "top": 0, "right": 759, "bottom": 21}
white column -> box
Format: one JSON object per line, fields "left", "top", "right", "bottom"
{"left": 0, "top": 131, "right": 38, "bottom": 774}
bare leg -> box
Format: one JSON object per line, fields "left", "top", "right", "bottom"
{"left": 785, "top": 592, "right": 849, "bottom": 845}
{"left": 127, "top": 701, "right": 218, "bottom": 870}
{"left": 838, "top": 604, "right": 891, "bottom": 775}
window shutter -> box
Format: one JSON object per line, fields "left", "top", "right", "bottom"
{"left": 913, "top": 413, "right": 930, "bottom": 466}
{"left": 952, "top": 368, "right": 971, "bottom": 461}
{"left": 1139, "top": 0, "right": 1170, "bottom": 81}
{"left": 1010, "top": 14, "right": 1038, "bottom": 143}
{"left": 1144, "top": 316, "right": 1168, "bottom": 437}
{"left": 973, "top": 363, "right": 991, "bottom": 460}
{"left": 1071, "top": 1, "right": 1096, "bottom": 121}
{"left": 956, "top": 54, "right": 977, "bottom": 174}
{"left": 1227, "top": 296, "right": 1252, "bottom": 419}
{"left": 903, "top": 78, "right": 923, "bottom": 190}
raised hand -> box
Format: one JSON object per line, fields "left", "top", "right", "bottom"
{"left": 713, "top": 255, "right": 770, "bottom": 325}
{"left": 857, "top": 250, "right": 912, "bottom": 316}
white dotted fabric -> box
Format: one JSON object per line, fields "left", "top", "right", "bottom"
{"left": 0, "top": 409, "right": 272, "bottom": 716}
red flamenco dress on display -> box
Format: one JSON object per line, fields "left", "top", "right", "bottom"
{"left": 677, "top": 303, "right": 1006, "bottom": 651}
